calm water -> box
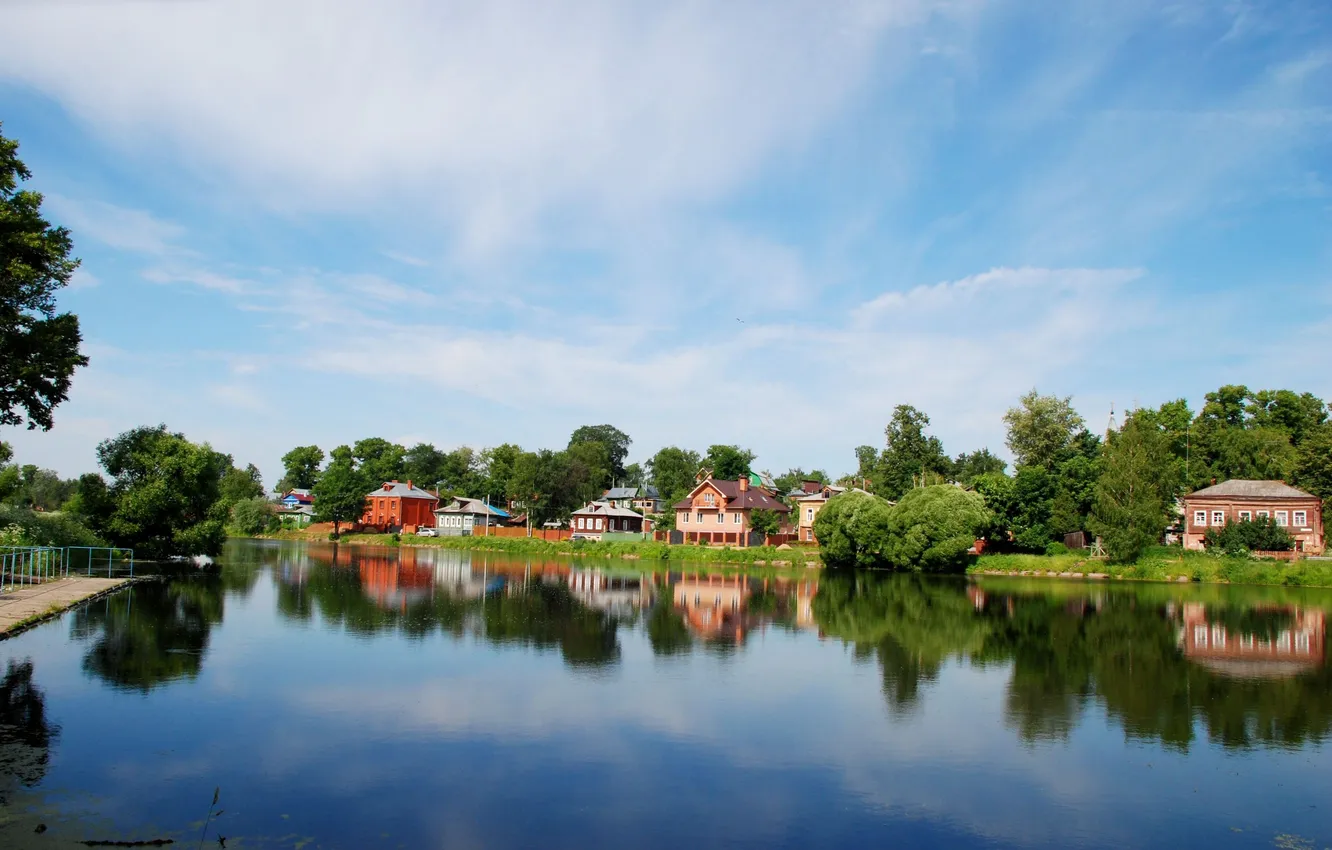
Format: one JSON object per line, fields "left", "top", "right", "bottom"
{"left": 1, "top": 539, "right": 1330, "bottom": 849}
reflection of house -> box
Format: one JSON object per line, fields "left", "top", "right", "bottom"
{"left": 355, "top": 551, "right": 437, "bottom": 611}
{"left": 571, "top": 501, "right": 646, "bottom": 539}
{"left": 1177, "top": 601, "right": 1325, "bottom": 677}
{"left": 1181, "top": 480, "right": 1324, "bottom": 554}
{"left": 434, "top": 497, "right": 512, "bottom": 535}
{"left": 793, "top": 484, "right": 848, "bottom": 543}
{"left": 604, "top": 486, "right": 662, "bottom": 514}
{"left": 674, "top": 574, "right": 751, "bottom": 640}
{"left": 360, "top": 480, "right": 440, "bottom": 532}
{"left": 673, "top": 475, "right": 789, "bottom": 546}
{"left": 566, "top": 569, "right": 652, "bottom": 614}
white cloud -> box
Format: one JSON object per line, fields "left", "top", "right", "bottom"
{"left": 66, "top": 268, "right": 100, "bottom": 290}
{"left": 42, "top": 195, "right": 185, "bottom": 255}
{"left": 142, "top": 266, "right": 252, "bottom": 294}
{"left": 0, "top": 0, "right": 967, "bottom": 256}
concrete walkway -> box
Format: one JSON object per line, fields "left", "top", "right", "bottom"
{"left": 0, "top": 576, "right": 131, "bottom": 637}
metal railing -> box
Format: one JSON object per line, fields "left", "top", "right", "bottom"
{"left": 0, "top": 546, "right": 136, "bottom": 593}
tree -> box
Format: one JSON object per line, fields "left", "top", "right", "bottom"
{"left": 647, "top": 446, "right": 702, "bottom": 505}
{"left": 883, "top": 486, "right": 991, "bottom": 572}
{"left": 1204, "top": 517, "right": 1294, "bottom": 556}
{"left": 351, "top": 438, "right": 406, "bottom": 487}
{"left": 813, "top": 490, "right": 894, "bottom": 569}
{"left": 479, "top": 443, "right": 522, "bottom": 501}
{"left": 749, "top": 509, "right": 782, "bottom": 538}
{"left": 230, "top": 497, "right": 274, "bottom": 536}
{"left": 874, "top": 405, "right": 951, "bottom": 500}
{"left": 1090, "top": 413, "right": 1176, "bottom": 563}
{"left": 508, "top": 449, "right": 595, "bottom": 525}
{"left": 704, "top": 445, "right": 755, "bottom": 481}
{"left": 86, "top": 425, "right": 231, "bottom": 559}
{"left": 774, "top": 468, "right": 829, "bottom": 495}
{"left": 622, "top": 462, "right": 645, "bottom": 489}
{"left": 0, "top": 124, "right": 89, "bottom": 431}
{"left": 403, "top": 442, "right": 447, "bottom": 488}
{"left": 278, "top": 445, "right": 324, "bottom": 492}
{"left": 566, "top": 439, "right": 612, "bottom": 494}
{"left": 951, "top": 449, "right": 1006, "bottom": 486}
{"left": 568, "top": 425, "right": 631, "bottom": 482}
{"left": 1294, "top": 423, "right": 1332, "bottom": 523}
{"left": 219, "top": 462, "right": 264, "bottom": 506}
{"left": 1004, "top": 390, "right": 1086, "bottom": 471}
{"left": 312, "top": 447, "right": 368, "bottom": 537}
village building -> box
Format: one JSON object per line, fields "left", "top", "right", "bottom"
{"left": 793, "top": 483, "right": 849, "bottom": 543}
{"left": 277, "top": 504, "right": 315, "bottom": 527}
{"left": 603, "top": 485, "right": 663, "bottom": 514}
{"left": 1175, "top": 601, "right": 1324, "bottom": 678}
{"left": 1181, "top": 480, "right": 1324, "bottom": 554}
{"left": 433, "top": 497, "right": 512, "bottom": 536}
{"left": 360, "top": 480, "right": 439, "bottom": 533}
{"left": 673, "top": 475, "right": 790, "bottom": 546}
{"left": 571, "top": 500, "right": 647, "bottom": 539}
{"left": 281, "top": 489, "right": 314, "bottom": 509}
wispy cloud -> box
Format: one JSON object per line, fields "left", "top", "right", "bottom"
{"left": 43, "top": 195, "right": 185, "bottom": 255}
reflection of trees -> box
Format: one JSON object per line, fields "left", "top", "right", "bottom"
{"left": 0, "top": 660, "right": 58, "bottom": 803}
{"left": 813, "top": 574, "right": 1332, "bottom": 750}
{"left": 646, "top": 602, "right": 692, "bottom": 656}
{"left": 74, "top": 580, "right": 224, "bottom": 692}
{"left": 482, "top": 582, "right": 620, "bottom": 668}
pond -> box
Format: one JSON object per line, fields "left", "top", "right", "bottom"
{"left": 0, "top": 539, "right": 1329, "bottom": 849}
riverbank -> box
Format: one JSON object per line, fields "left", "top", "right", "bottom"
{"left": 256, "top": 528, "right": 823, "bottom": 567}
{"left": 970, "top": 547, "right": 1332, "bottom": 587}
{"left": 0, "top": 576, "right": 135, "bottom": 638}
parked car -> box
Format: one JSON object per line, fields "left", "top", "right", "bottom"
{"left": 416, "top": 527, "right": 438, "bottom": 537}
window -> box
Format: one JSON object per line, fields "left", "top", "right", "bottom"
{"left": 734, "top": 513, "right": 741, "bottom": 524}
{"left": 1296, "top": 632, "right": 1310, "bottom": 653}
{"left": 1212, "top": 511, "right": 1225, "bottom": 526}
{"left": 1238, "top": 510, "right": 1252, "bottom": 522}
{"left": 1211, "top": 626, "right": 1225, "bottom": 648}
{"left": 1276, "top": 511, "right": 1289, "bottom": 527}
{"left": 697, "top": 512, "right": 703, "bottom": 524}
{"left": 717, "top": 512, "right": 725, "bottom": 524}
{"left": 1257, "top": 510, "right": 1270, "bottom": 519}
{"left": 703, "top": 492, "right": 715, "bottom": 506}
{"left": 1193, "top": 511, "right": 1207, "bottom": 526}
{"left": 682, "top": 512, "right": 689, "bottom": 524}
{"left": 1193, "top": 625, "right": 1208, "bottom": 647}
{"left": 578, "top": 517, "right": 586, "bottom": 529}
{"left": 1294, "top": 510, "right": 1307, "bottom": 527}
{"left": 807, "top": 508, "right": 815, "bottom": 522}
{"left": 805, "top": 529, "right": 813, "bottom": 541}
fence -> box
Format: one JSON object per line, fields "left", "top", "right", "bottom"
{"left": 0, "top": 546, "right": 65, "bottom": 591}
{"left": 64, "top": 546, "right": 136, "bottom": 578}
{"left": 475, "top": 526, "right": 572, "bottom": 541}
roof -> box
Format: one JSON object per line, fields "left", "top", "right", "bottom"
{"left": 573, "top": 500, "right": 645, "bottom": 519}
{"left": 278, "top": 504, "right": 314, "bottom": 516}
{"left": 673, "top": 479, "right": 790, "bottom": 513}
{"left": 436, "top": 497, "right": 510, "bottom": 518}
{"left": 795, "top": 485, "right": 847, "bottom": 503}
{"left": 748, "top": 471, "right": 777, "bottom": 491}
{"left": 605, "top": 485, "right": 660, "bottom": 500}
{"left": 366, "top": 480, "right": 439, "bottom": 500}
{"left": 1186, "top": 480, "right": 1316, "bottom": 500}
{"left": 283, "top": 489, "right": 314, "bottom": 503}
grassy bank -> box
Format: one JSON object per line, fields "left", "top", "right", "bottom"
{"left": 971, "top": 546, "right": 1332, "bottom": 587}
{"left": 254, "top": 528, "right": 822, "bottom": 567}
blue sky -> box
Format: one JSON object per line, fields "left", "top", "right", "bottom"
{"left": 2, "top": 0, "right": 1329, "bottom": 487}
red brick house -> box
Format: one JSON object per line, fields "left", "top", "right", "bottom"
{"left": 360, "top": 480, "right": 439, "bottom": 532}
{"left": 1181, "top": 480, "right": 1324, "bottom": 554}
{"left": 673, "top": 475, "right": 790, "bottom": 546}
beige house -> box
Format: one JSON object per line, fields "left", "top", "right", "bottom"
{"left": 673, "top": 475, "right": 789, "bottom": 546}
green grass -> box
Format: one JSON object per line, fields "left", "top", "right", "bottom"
{"left": 256, "top": 527, "right": 822, "bottom": 567}
{"left": 971, "top": 545, "right": 1332, "bottom": 587}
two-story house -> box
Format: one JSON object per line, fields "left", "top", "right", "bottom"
{"left": 1181, "top": 480, "right": 1324, "bottom": 554}
{"left": 571, "top": 500, "right": 647, "bottom": 539}
{"left": 360, "top": 480, "right": 439, "bottom": 533}
{"left": 673, "top": 475, "right": 790, "bottom": 546}
{"left": 793, "top": 484, "right": 849, "bottom": 543}
{"left": 603, "top": 486, "right": 663, "bottom": 514}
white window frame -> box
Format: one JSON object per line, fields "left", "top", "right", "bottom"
{"left": 697, "top": 511, "right": 704, "bottom": 524}
{"left": 1193, "top": 510, "right": 1206, "bottom": 526}
{"left": 1238, "top": 510, "right": 1252, "bottom": 522}
{"left": 1193, "top": 625, "right": 1208, "bottom": 647}
{"left": 578, "top": 517, "right": 586, "bottom": 529}
{"left": 1257, "top": 510, "right": 1270, "bottom": 519}
{"left": 703, "top": 492, "right": 715, "bottom": 506}
{"left": 1293, "top": 510, "right": 1307, "bottom": 527}
{"left": 1211, "top": 511, "right": 1225, "bottom": 526}
{"left": 1276, "top": 511, "right": 1289, "bottom": 527}
{"left": 682, "top": 512, "right": 689, "bottom": 524}
{"left": 807, "top": 508, "right": 815, "bottom": 522}
{"left": 733, "top": 513, "right": 741, "bottom": 524}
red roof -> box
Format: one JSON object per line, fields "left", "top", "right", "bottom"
{"left": 673, "top": 479, "right": 790, "bottom": 512}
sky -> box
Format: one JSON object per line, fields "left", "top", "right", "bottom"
{"left": 1, "top": 0, "right": 1329, "bottom": 488}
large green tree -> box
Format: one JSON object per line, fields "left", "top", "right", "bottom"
{"left": 812, "top": 490, "right": 894, "bottom": 569}
{"left": 0, "top": 124, "right": 89, "bottom": 430}
{"left": 352, "top": 437, "right": 406, "bottom": 486}
{"left": 219, "top": 462, "right": 265, "bottom": 506}
{"left": 83, "top": 425, "right": 231, "bottom": 559}
{"left": 883, "top": 485, "right": 991, "bottom": 572}
{"left": 874, "top": 405, "right": 951, "bottom": 500}
{"left": 312, "top": 446, "right": 368, "bottom": 537}
{"left": 1090, "top": 413, "right": 1176, "bottom": 563}
{"left": 1294, "top": 423, "right": 1332, "bottom": 523}
{"left": 647, "top": 446, "right": 702, "bottom": 506}
{"left": 278, "top": 445, "right": 324, "bottom": 492}
{"left": 568, "top": 425, "right": 631, "bottom": 483}
{"left": 1003, "top": 390, "right": 1086, "bottom": 471}
{"left": 951, "top": 449, "right": 1006, "bottom": 486}
{"left": 704, "top": 445, "right": 754, "bottom": 481}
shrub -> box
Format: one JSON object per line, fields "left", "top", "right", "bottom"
{"left": 0, "top": 505, "right": 104, "bottom": 548}
{"left": 1204, "top": 517, "right": 1294, "bottom": 556}
{"left": 883, "top": 486, "right": 991, "bottom": 572}
{"left": 813, "top": 490, "right": 893, "bottom": 569}
{"left": 229, "top": 497, "right": 274, "bottom": 536}
{"left": 1045, "top": 541, "right": 1070, "bottom": 556}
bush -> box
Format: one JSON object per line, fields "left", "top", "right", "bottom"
{"left": 229, "top": 497, "right": 274, "bottom": 536}
{"left": 883, "top": 486, "right": 991, "bottom": 572}
{"left": 0, "top": 505, "right": 104, "bottom": 548}
{"left": 813, "top": 490, "right": 894, "bottom": 569}
{"left": 1045, "top": 541, "right": 1070, "bottom": 556}
{"left": 1204, "top": 517, "right": 1294, "bottom": 556}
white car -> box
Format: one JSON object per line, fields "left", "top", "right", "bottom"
{"left": 416, "top": 527, "right": 438, "bottom": 537}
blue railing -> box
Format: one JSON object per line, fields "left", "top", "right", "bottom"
{"left": 0, "top": 546, "right": 135, "bottom": 592}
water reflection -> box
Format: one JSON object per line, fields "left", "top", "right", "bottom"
{"left": 0, "top": 660, "right": 57, "bottom": 804}
{"left": 816, "top": 573, "right": 1332, "bottom": 750}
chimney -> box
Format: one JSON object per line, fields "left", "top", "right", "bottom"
{"left": 382, "top": 483, "right": 392, "bottom": 491}
{"left": 739, "top": 476, "right": 749, "bottom": 493}
{"left": 407, "top": 479, "right": 413, "bottom": 490}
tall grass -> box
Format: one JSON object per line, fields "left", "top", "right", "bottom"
{"left": 972, "top": 545, "right": 1332, "bottom": 587}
